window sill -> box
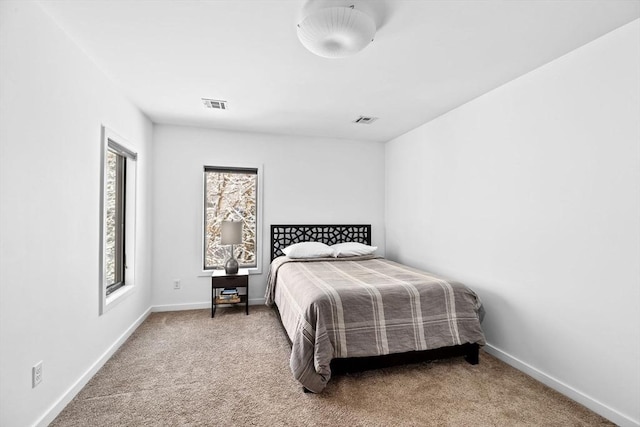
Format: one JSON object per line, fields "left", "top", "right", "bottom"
{"left": 102, "top": 284, "right": 135, "bottom": 314}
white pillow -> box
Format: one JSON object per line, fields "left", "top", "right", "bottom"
{"left": 331, "top": 242, "right": 377, "bottom": 258}
{"left": 282, "top": 242, "right": 335, "bottom": 259}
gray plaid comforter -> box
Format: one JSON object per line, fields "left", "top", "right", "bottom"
{"left": 265, "top": 256, "right": 486, "bottom": 392}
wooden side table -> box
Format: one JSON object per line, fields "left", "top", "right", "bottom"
{"left": 211, "top": 270, "right": 249, "bottom": 318}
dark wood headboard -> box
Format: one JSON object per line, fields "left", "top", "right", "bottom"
{"left": 270, "top": 224, "right": 371, "bottom": 261}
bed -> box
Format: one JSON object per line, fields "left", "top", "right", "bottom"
{"left": 265, "top": 224, "right": 486, "bottom": 393}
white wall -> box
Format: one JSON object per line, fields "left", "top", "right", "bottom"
{"left": 152, "top": 125, "right": 385, "bottom": 308}
{"left": 0, "top": 2, "right": 153, "bottom": 426}
{"left": 386, "top": 19, "right": 640, "bottom": 426}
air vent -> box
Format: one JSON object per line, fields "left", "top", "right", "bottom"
{"left": 353, "top": 116, "right": 378, "bottom": 124}
{"left": 202, "top": 98, "right": 228, "bottom": 110}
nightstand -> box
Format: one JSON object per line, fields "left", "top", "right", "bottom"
{"left": 211, "top": 270, "right": 249, "bottom": 318}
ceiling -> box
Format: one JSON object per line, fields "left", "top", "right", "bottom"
{"left": 38, "top": 0, "right": 639, "bottom": 143}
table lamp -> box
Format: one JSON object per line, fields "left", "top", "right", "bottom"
{"left": 221, "top": 220, "right": 242, "bottom": 274}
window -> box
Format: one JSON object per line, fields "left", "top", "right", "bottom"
{"left": 100, "top": 126, "right": 137, "bottom": 314}
{"left": 203, "top": 166, "right": 259, "bottom": 270}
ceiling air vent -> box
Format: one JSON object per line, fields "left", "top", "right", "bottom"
{"left": 202, "top": 98, "right": 228, "bottom": 110}
{"left": 353, "top": 116, "right": 378, "bottom": 124}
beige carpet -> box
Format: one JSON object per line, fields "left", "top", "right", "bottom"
{"left": 51, "top": 307, "right": 612, "bottom": 426}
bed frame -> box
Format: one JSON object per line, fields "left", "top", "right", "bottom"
{"left": 270, "top": 224, "right": 479, "bottom": 389}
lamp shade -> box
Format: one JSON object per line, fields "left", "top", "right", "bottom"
{"left": 220, "top": 220, "right": 242, "bottom": 245}
{"left": 297, "top": 6, "right": 376, "bottom": 59}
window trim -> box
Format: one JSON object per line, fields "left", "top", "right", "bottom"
{"left": 202, "top": 164, "right": 264, "bottom": 275}
{"left": 99, "top": 126, "right": 138, "bottom": 315}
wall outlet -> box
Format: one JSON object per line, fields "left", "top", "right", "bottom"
{"left": 173, "top": 279, "right": 181, "bottom": 290}
{"left": 32, "top": 361, "right": 43, "bottom": 388}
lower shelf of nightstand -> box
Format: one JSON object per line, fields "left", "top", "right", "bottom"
{"left": 214, "top": 295, "right": 246, "bottom": 305}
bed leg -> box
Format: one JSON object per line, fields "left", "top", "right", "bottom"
{"left": 464, "top": 343, "right": 479, "bottom": 365}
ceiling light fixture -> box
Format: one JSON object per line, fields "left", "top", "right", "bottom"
{"left": 297, "top": 5, "right": 376, "bottom": 59}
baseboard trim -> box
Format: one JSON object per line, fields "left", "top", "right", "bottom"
{"left": 151, "top": 298, "right": 265, "bottom": 313}
{"left": 484, "top": 344, "right": 639, "bottom": 427}
{"left": 34, "top": 307, "right": 152, "bottom": 427}
{"left": 152, "top": 302, "right": 210, "bottom": 312}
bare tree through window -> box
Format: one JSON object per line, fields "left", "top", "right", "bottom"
{"left": 204, "top": 167, "right": 257, "bottom": 269}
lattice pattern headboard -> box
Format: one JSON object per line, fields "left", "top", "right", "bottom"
{"left": 270, "top": 224, "right": 371, "bottom": 261}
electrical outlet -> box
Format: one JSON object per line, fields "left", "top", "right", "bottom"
{"left": 32, "top": 361, "right": 43, "bottom": 388}
{"left": 173, "top": 280, "right": 181, "bottom": 290}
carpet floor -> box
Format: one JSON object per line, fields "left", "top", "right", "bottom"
{"left": 51, "top": 307, "right": 612, "bottom": 426}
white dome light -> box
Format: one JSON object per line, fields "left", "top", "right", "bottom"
{"left": 297, "top": 6, "right": 376, "bottom": 59}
